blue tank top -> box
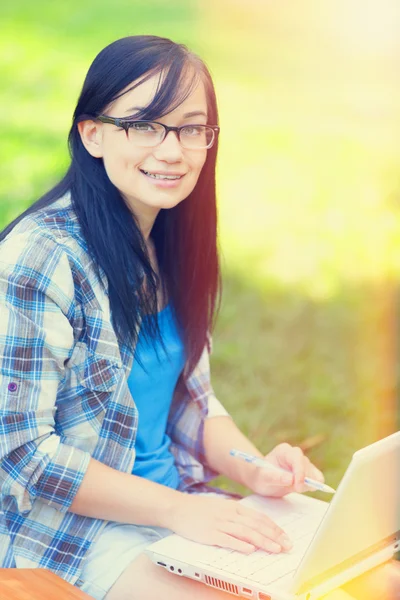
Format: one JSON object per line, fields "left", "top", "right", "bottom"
{"left": 128, "top": 304, "right": 185, "bottom": 489}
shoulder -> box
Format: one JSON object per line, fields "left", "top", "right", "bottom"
{"left": 1, "top": 191, "right": 102, "bottom": 270}
{"left": 0, "top": 193, "right": 101, "bottom": 313}
{"left": 1, "top": 192, "right": 84, "bottom": 253}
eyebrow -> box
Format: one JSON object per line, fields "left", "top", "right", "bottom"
{"left": 124, "top": 107, "right": 208, "bottom": 119}
{"left": 181, "top": 110, "right": 208, "bottom": 119}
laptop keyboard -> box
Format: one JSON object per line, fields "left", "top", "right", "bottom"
{"left": 195, "top": 510, "right": 321, "bottom": 585}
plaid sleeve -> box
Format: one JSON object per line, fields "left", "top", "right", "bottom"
{"left": 168, "top": 343, "right": 230, "bottom": 483}
{"left": 202, "top": 334, "right": 229, "bottom": 418}
{"left": 186, "top": 344, "right": 230, "bottom": 418}
{"left": 0, "top": 229, "right": 91, "bottom": 514}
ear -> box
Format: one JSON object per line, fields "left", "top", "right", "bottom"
{"left": 77, "top": 119, "right": 104, "bottom": 158}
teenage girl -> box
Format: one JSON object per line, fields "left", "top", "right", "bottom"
{"left": 0, "top": 36, "right": 325, "bottom": 599}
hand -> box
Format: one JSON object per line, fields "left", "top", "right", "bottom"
{"left": 168, "top": 493, "right": 293, "bottom": 554}
{"left": 246, "top": 443, "right": 325, "bottom": 498}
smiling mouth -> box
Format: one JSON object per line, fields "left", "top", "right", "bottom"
{"left": 140, "top": 170, "right": 184, "bottom": 180}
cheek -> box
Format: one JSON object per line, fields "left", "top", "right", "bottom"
{"left": 102, "top": 145, "right": 145, "bottom": 186}
{"left": 190, "top": 152, "right": 207, "bottom": 178}
{"left": 182, "top": 158, "right": 206, "bottom": 197}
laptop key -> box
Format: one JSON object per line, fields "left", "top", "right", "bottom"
{"left": 202, "top": 548, "right": 233, "bottom": 567}
{"left": 237, "top": 558, "right": 283, "bottom": 578}
{"left": 219, "top": 560, "right": 243, "bottom": 574}
{"left": 235, "top": 553, "right": 278, "bottom": 576}
{"left": 284, "top": 519, "right": 318, "bottom": 540}
{"left": 253, "top": 557, "right": 299, "bottom": 583}
{"left": 249, "top": 555, "right": 289, "bottom": 577}
{"left": 214, "top": 552, "right": 240, "bottom": 569}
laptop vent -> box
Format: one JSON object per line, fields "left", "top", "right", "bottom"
{"left": 205, "top": 574, "right": 239, "bottom": 595}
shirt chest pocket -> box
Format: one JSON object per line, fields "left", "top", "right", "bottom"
{"left": 68, "top": 305, "right": 125, "bottom": 392}
{"left": 57, "top": 349, "right": 124, "bottom": 455}
{"left": 68, "top": 342, "right": 123, "bottom": 393}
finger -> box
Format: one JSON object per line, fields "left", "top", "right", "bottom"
{"left": 233, "top": 505, "right": 291, "bottom": 547}
{"left": 222, "top": 522, "right": 286, "bottom": 553}
{"left": 213, "top": 531, "right": 256, "bottom": 554}
{"left": 236, "top": 504, "right": 282, "bottom": 527}
{"left": 261, "top": 467, "right": 293, "bottom": 487}
{"left": 234, "top": 513, "right": 290, "bottom": 548}
{"left": 285, "top": 446, "right": 307, "bottom": 492}
{"left": 270, "top": 442, "right": 294, "bottom": 467}
{"left": 256, "top": 461, "right": 294, "bottom": 487}
{"left": 236, "top": 506, "right": 287, "bottom": 538}
{"left": 269, "top": 445, "right": 324, "bottom": 491}
{"left": 265, "top": 444, "right": 297, "bottom": 486}
{"left": 307, "top": 462, "right": 325, "bottom": 482}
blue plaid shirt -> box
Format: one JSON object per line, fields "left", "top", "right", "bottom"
{"left": 0, "top": 193, "right": 228, "bottom": 586}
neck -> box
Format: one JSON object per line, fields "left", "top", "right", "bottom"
{"left": 123, "top": 195, "right": 160, "bottom": 242}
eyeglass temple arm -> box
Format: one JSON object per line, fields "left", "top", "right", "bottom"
{"left": 96, "top": 115, "right": 130, "bottom": 131}
{"left": 96, "top": 116, "right": 219, "bottom": 137}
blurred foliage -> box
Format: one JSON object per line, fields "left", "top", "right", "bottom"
{"left": 1, "top": 0, "right": 400, "bottom": 495}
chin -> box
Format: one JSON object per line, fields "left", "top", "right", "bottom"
{"left": 156, "top": 196, "right": 187, "bottom": 210}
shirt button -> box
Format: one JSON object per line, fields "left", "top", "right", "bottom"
{"left": 8, "top": 382, "right": 18, "bottom": 393}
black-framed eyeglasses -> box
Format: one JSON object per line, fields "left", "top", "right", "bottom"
{"left": 96, "top": 115, "right": 220, "bottom": 150}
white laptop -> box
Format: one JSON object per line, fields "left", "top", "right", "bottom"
{"left": 146, "top": 431, "right": 400, "bottom": 600}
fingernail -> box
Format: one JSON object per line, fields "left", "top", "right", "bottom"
{"left": 279, "top": 534, "right": 293, "bottom": 550}
{"left": 267, "top": 541, "right": 282, "bottom": 553}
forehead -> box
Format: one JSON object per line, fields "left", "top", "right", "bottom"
{"left": 108, "top": 71, "right": 208, "bottom": 118}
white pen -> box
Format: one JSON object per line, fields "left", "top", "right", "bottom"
{"left": 230, "top": 449, "right": 336, "bottom": 494}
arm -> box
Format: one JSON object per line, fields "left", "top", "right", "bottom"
{"left": 70, "top": 454, "right": 292, "bottom": 554}
{"left": 69, "top": 456, "right": 183, "bottom": 526}
{"left": 0, "top": 231, "right": 91, "bottom": 514}
{"left": 0, "top": 229, "right": 304, "bottom": 554}
{"left": 0, "top": 229, "right": 188, "bottom": 527}
{"left": 203, "top": 415, "right": 264, "bottom": 488}
{"left": 170, "top": 343, "right": 297, "bottom": 492}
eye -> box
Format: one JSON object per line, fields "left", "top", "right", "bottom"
{"left": 181, "top": 125, "right": 204, "bottom": 136}
{"left": 129, "top": 121, "right": 157, "bottom": 132}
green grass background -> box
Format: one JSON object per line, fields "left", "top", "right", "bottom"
{"left": 1, "top": 0, "right": 400, "bottom": 496}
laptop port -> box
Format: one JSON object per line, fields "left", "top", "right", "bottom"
{"left": 242, "top": 587, "right": 253, "bottom": 596}
{"left": 156, "top": 562, "right": 166, "bottom": 567}
{"left": 194, "top": 573, "right": 200, "bottom": 578}
{"left": 258, "top": 593, "right": 271, "bottom": 600}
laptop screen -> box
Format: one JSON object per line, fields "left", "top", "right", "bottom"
{"left": 294, "top": 431, "right": 400, "bottom": 594}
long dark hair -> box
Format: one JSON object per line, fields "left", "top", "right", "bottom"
{"left": 0, "top": 36, "right": 221, "bottom": 378}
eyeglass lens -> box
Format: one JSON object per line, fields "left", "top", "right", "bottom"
{"left": 127, "top": 122, "right": 214, "bottom": 149}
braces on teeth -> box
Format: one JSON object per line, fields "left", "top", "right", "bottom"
{"left": 143, "top": 171, "right": 181, "bottom": 180}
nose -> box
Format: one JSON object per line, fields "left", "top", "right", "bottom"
{"left": 153, "top": 130, "right": 183, "bottom": 163}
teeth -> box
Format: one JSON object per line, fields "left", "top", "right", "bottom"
{"left": 143, "top": 170, "right": 182, "bottom": 180}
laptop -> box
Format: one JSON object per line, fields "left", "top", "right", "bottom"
{"left": 146, "top": 431, "right": 400, "bottom": 599}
